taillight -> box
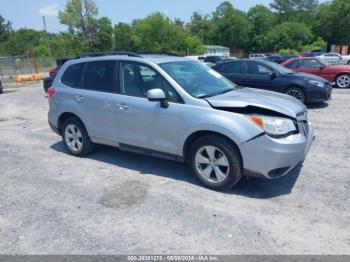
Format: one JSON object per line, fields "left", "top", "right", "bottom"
{"left": 49, "top": 68, "right": 58, "bottom": 77}
{"left": 47, "top": 87, "right": 56, "bottom": 102}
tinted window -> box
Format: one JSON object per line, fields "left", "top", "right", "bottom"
{"left": 61, "top": 63, "right": 85, "bottom": 88}
{"left": 219, "top": 62, "right": 242, "bottom": 74}
{"left": 299, "top": 59, "right": 322, "bottom": 68}
{"left": 120, "top": 62, "right": 180, "bottom": 102}
{"left": 82, "top": 61, "right": 116, "bottom": 93}
{"left": 246, "top": 62, "right": 273, "bottom": 75}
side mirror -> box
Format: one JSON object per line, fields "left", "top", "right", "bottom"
{"left": 269, "top": 71, "right": 278, "bottom": 79}
{"left": 320, "top": 65, "right": 325, "bottom": 70}
{"left": 147, "top": 88, "right": 168, "bottom": 108}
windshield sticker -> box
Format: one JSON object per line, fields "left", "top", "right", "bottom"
{"left": 208, "top": 69, "right": 222, "bottom": 78}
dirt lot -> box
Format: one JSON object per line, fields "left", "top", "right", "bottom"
{"left": 0, "top": 82, "right": 349, "bottom": 255}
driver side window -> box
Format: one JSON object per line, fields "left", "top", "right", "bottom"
{"left": 299, "top": 59, "right": 322, "bottom": 68}
{"left": 246, "top": 62, "right": 273, "bottom": 75}
{"left": 119, "top": 62, "right": 181, "bottom": 103}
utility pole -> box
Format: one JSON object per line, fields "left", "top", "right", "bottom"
{"left": 42, "top": 16, "right": 53, "bottom": 63}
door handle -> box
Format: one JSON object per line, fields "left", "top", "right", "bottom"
{"left": 116, "top": 103, "right": 128, "bottom": 110}
{"left": 75, "top": 95, "right": 85, "bottom": 102}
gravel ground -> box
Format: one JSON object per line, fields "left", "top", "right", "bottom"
{"left": 0, "top": 82, "right": 349, "bottom": 255}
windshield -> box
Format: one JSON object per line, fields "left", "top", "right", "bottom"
{"left": 262, "top": 60, "right": 295, "bottom": 74}
{"left": 159, "top": 61, "right": 236, "bottom": 98}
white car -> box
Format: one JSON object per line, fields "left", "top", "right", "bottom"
{"left": 249, "top": 54, "right": 267, "bottom": 60}
{"left": 316, "top": 53, "right": 342, "bottom": 64}
{"left": 317, "top": 53, "right": 350, "bottom": 65}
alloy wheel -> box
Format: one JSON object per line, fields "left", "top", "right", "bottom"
{"left": 64, "top": 124, "right": 83, "bottom": 153}
{"left": 194, "top": 146, "right": 229, "bottom": 183}
{"left": 336, "top": 75, "right": 350, "bottom": 88}
{"left": 286, "top": 88, "right": 305, "bottom": 103}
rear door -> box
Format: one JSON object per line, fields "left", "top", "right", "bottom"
{"left": 60, "top": 60, "right": 119, "bottom": 145}
{"left": 214, "top": 61, "right": 245, "bottom": 85}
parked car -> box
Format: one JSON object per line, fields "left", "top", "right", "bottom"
{"left": 282, "top": 57, "right": 350, "bottom": 88}
{"left": 203, "top": 55, "right": 232, "bottom": 64}
{"left": 249, "top": 53, "right": 267, "bottom": 60}
{"left": 0, "top": 79, "right": 3, "bottom": 94}
{"left": 43, "top": 58, "right": 71, "bottom": 93}
{"left": 47, "top": 52, "right": 314, "bottom": 190}
{"left": 213, "top": 59, "right": 332, "bottom": 104}
{"left": 316, "top": 53, "right": 342, "bottom": 64}
{"left": 43, "top": 66, "right": 61, "bottom": 92}
{"left": 300, "top": 51, "right": 324, "bottom": 57}
{"left": 266, "top": 54, "right": 300, "bottom": 64}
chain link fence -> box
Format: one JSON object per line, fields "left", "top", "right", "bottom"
{"left": 0, "top": 55, "right": 55, "bottom": 82}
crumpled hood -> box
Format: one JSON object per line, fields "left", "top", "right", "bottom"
{"left": 206, "top": 88, "right": 306, "bottom": 119}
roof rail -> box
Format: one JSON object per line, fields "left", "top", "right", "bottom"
{"left": 140, "top": 52, "right": 184, "bottom": 57}
{"left": 74, "top": 51, "right": 142, "bottom": 59}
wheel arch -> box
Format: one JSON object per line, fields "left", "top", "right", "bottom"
{"left": 57, "top": 112, "right": 86, "bottom": 134}
{"left": 334, "top": 72, "right": 350, "bottom": 82}
{"left": 182, "top": 130, "right": 243, "bottom": 164}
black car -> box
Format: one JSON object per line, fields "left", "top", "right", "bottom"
{"left": 212, "top": 59, "right": 332, "bottom": 104}
{"left": 43, "top": 58, "right": 70, "bottom": 93}
{"left": 204, "top": 56, "right": 232, "bottom": 64}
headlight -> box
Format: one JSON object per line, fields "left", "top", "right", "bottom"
{"left": 247, "top": 115, "right": 297, "bottom": 137}
{"left": 308, "top": 80, "right": 324, "bottom": 87}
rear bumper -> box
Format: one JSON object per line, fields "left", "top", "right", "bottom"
{"left": 49, "top": 121, "right": 60, "bottom": 135}
{"left": 240, "top": 121, "right": 315, "bottom": 179}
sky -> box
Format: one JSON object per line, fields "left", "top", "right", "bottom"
{"left": 1, "top": 0, "right": 274, "bottom": 32}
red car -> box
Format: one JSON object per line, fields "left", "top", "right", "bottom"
{"left": 282, "top": 57, "right": 350, "bottom": 88}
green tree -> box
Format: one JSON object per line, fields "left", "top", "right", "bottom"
{"left": 313, "top": 0, "right": 350, "bottom": 45}
{"left": 0, "top": 15, "right": 12, "bottom": 42}
{"left": 91, "top": 17, "right": 113, "bottom": 51}
{"left": 114, "top": 23, "right": 136, "bottom": 51}
{"left": 131, "top": 12, "right": 204, "bottom": 54}
{"left": 4, "top": 29, "right": 43, "bottom": 55}
{"left": 270, "top": 0, "right": 318, "bottom": 25}
{"left": 58, "top": 0, "right": 98, "bottom": 49}
{"left": 209, "top": 1, "right": 252, "bottom": 49}
{"left": 266, "top": 22, "right": 314, "bottom": 51}
{"left": 187, "top": 12, "right": 213, "bottom": 43}
{"left": 247, "top": 5, "right": 276, "bottom": 51}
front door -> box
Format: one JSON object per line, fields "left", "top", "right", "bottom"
{"left": 242, "top": 61, "right": 279, "bottom": 91}
{"left": 115, "top": 61, "right": 183, "bottom": 155}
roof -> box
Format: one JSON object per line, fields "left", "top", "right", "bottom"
{"left": 205, "top": 45, "right": 230, "bottom": 50}
{"left": 67, "top": 53, "right": 191, "bottom": 66}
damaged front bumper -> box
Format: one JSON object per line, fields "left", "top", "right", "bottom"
{"left": 240, "top": 121, "right": 315, "bottom": 179}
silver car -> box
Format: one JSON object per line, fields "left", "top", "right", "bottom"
{"left": 47, "top": 53, "right": 315, "bottom": 190}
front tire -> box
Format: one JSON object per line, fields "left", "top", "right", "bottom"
{"left": 284, "top": 87, "right": 306, "bottom": 104}
{"left": 62, "top": 117, "right": 94, "bottom": 157}
{"left": 335, "top": 74, "right": 350, "bottom": 88}
{"left": 188, "top": 135, "right": 242, "bottom": 190}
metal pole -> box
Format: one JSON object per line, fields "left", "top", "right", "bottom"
{"left": 43, "top": 16, "right": 53, "bottom": 65}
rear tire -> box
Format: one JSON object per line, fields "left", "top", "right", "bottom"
{"left": 284, "top": 87, "right": 306, "bottom": 104}
{"left": 335, "top": 74, "right": 350, "bottom": 88}
{"left": 62, "top": 117, "right": 94, "bottom": 157}
{"left": 188, "top": 135, "right": 242, "bottom": 190}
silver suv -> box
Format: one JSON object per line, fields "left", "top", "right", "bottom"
{"left": 48, "top": 52, "right": 315, "bottom": 190}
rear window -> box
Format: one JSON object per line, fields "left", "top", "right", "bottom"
{"left": 82, "top": 61, "right": 116, "bottom": 93}
{"left": 218, "top": 62, "right": 242, "bottom": 74}
{"left": 61, "top": 63, "right": 85, "bottom": 88}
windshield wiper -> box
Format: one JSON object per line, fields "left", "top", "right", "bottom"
{"left": 197, "top": 89, "right": 234, "bottom": 99}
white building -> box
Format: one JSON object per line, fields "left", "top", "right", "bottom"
{"left": 203, "top": 45, "right": 230, "bottom": 57}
